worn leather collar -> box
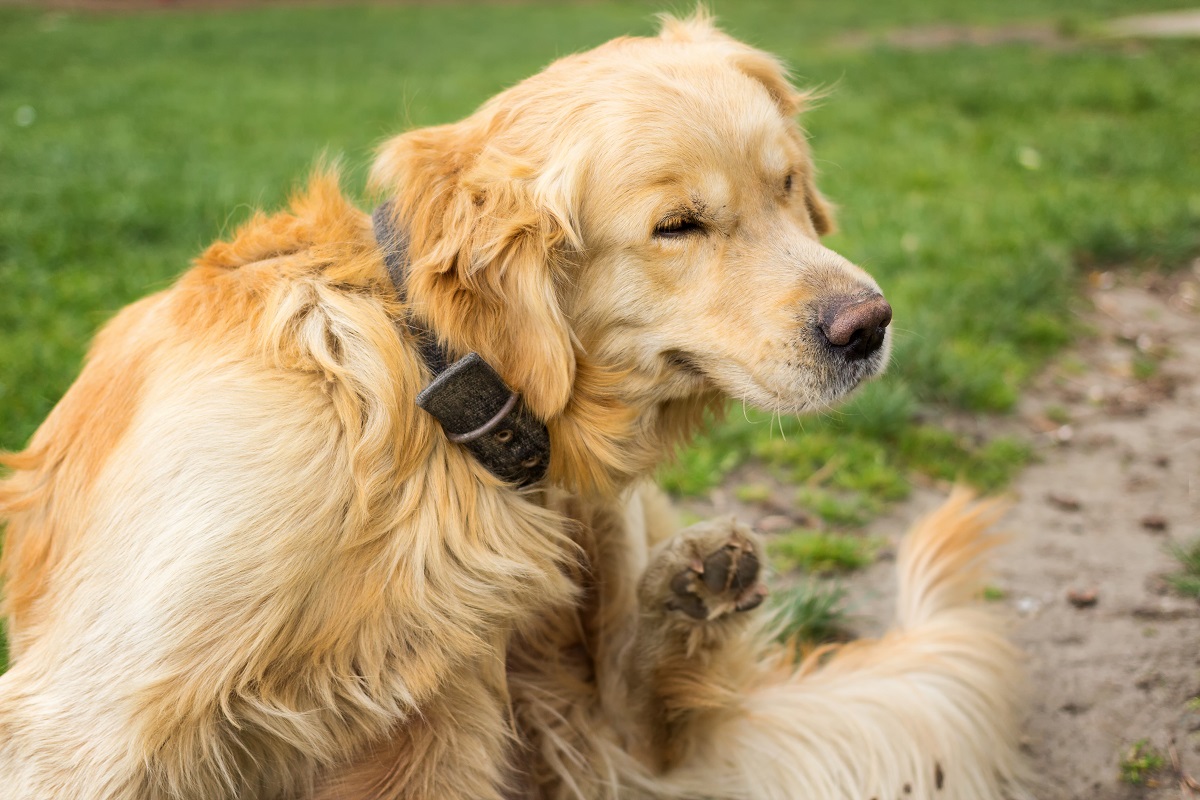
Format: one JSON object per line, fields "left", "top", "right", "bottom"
{"left": 372, "top": 202, "right": 550, "bottom": 488}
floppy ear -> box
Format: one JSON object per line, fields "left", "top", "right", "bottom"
{"left": 371, "top": 124, "right": 577, "bottom": 421}
{"left": 803, "top": 170, "right": 837, "bottom": 236}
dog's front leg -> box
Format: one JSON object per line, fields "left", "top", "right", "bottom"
{"left": 310, "top": 645, "right": 518, "bottom": 800}
{"left": 625, "top": 518, "right": 768, "bottom": 774}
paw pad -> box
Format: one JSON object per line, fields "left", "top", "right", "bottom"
{"left": 665, "top": 533, "right": 766, "bottom": 620}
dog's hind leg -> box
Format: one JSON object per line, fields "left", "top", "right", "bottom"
{"left": 628, "top": 492, "right": 1027, "bottom": 800}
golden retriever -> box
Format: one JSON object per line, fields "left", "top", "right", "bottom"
{"left": 0, "top": 11, "right": 1024, "bottom": 800}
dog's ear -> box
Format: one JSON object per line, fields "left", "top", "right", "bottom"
{"left": 371, "top": 124, "right": 578, "bottom": 421}
{"left": 803, "top": 170, "right": 837, "bottom": 236}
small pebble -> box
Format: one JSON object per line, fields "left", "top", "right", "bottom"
{"left": 1016, "top": 596, "right": 1042, "bottom": 617}
{"left": 1066, "top": 588, "right": 1098, "bottom": 609}
{"left": 1047, "top": 492, "right": 1082, "bottom": 512}
{"left": 1140, "top": 514, "right": 1168, "bottom": 532}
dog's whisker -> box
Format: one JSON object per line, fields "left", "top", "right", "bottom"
{"left": 739, "top": 395, "right": 753, "bottom": 424}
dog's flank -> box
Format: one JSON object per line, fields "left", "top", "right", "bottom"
{"left": 0, "top": 9, "right": 1022, "bottom": 800}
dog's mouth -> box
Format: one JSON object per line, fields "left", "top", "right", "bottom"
{"left": 659, "top": 326, "right": 890, "bottom": 415}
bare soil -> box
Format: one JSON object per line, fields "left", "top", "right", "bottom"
{"left": 1107, "top": 10, "right": 1200, "bottom": 39}
{"left": 833, "top": 8, "right": 1200, "bottom": 51}
{"left": 875, "top": 267, "right": 1200, "bottom": 799}
{"left": 832, "top": 23, "right": 1076, "bottom": 52}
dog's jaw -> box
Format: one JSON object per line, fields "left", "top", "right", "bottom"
{"left": 656, "top": 326, "right": 891, "bottom": 417}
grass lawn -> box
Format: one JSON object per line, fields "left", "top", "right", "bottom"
{"left": 1, "top": 0, "right": 1197, "bottom": 670}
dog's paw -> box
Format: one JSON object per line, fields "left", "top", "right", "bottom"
{"left": 646, "top": 519, "right": 767, "bottom": 622}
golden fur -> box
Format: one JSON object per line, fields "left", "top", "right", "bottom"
{"left": 0, "top": 12, "right": 1025, "bottom": 799}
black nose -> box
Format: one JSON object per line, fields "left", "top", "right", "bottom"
{"left": 818, "top": 295, "right": 892, "bottom": 361}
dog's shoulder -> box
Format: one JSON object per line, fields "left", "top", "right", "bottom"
{"left": 171, "top": 172, "right": 392, "bottom": 346}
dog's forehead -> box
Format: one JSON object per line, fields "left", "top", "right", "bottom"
{"left": 574, "top": 66, "right": 798, "bottom": 189}
{"left": 530, "top": 41, "right": 792, "bottom": 149}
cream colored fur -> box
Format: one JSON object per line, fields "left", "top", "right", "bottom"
{"left": 0, "top": 11, "right": 1024, "bottom": 800}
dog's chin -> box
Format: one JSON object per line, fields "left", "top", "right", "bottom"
{"left": 678, "top": 338, "right": 890, "bottom": 416}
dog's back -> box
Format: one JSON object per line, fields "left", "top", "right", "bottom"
{"left": 0, "top": 175, "right": 578, "bottom": 798}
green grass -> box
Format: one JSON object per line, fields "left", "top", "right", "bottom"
{"left": 982, "top": 585, "right": 1007, "bottom": 602}
{"left": 769, "top": 529, "right": 881, "bottom": 574}
{"left": 770, "top": 581, "right": 853, "bottom": 652}
{"left": 1166, "top": 538, "right": 1200, "bottom": 598}
{"left": 660, "top": 387, "right": 1031, "bottom": 508}
{"left": 0, "top": 1, "right": 1197, "bottom": 672}
{"left": 1119, "top": 739, "right": 1166, "bottom": 786}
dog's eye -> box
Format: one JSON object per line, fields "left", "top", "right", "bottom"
{"left": 783, "top": 173, "right": 795, "bottom": 193}
{"left": 654, "top": 216, "right": 704, "bottom": 239}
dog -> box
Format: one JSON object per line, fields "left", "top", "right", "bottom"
{"left": 0, "top": 11, "right": 1024, "bottom": 799}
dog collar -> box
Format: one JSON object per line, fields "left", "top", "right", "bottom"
{"left": 372, "top": 202, "right": 551, "bottom": 488}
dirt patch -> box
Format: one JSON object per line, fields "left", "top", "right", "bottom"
{"left": 868, "top": 266, "right": 1200, "bottom": 798}
{"left": 996, "top": 267, "right": 1200, "bottom": 799}
{"left": 834, "top": 23, "right": 1075, "bottom": 52}
{"left": 1106, "top": 10, "right": 1200, "bottom": 39}
{"left": 833, "top": 9, "right": 1200, "bottom": 51}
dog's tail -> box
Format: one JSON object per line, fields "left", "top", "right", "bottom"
{"left": 661, "top": 489, "right": 1027, "bottom": 800}
{"left": 895, "top": 486, "right": 1009, "bottom": 628}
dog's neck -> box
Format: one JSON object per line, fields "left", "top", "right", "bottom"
{"left": 545, "top": 382, "right": 722, "bottom": 496}
{"left": 372, "top": 203, "right": 551, "bottom": 488}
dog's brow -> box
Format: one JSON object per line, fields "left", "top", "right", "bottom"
{"left": 760, "top": 144, "right": 795, "bottom": 182}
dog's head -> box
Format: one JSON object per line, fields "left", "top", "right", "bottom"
{"left": 373, "top": 11, "right": 890, "bottom": 482}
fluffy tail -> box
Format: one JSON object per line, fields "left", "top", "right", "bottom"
{"left": 895, "top": 486, "right": 1009, "bottom": 628}
{"left": 661, "top": 489, "right": 1027, "bottom": 800}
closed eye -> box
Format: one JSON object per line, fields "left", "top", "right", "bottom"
{"left": 783, "top": 172, "right": 795, "bottom": 193}
{"left": 654, "top": 215, "right": 705, "bottom": 239}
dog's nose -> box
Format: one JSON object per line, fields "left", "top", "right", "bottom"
{"left": 818, "top": 295, "right": 892, "bottom": 361}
